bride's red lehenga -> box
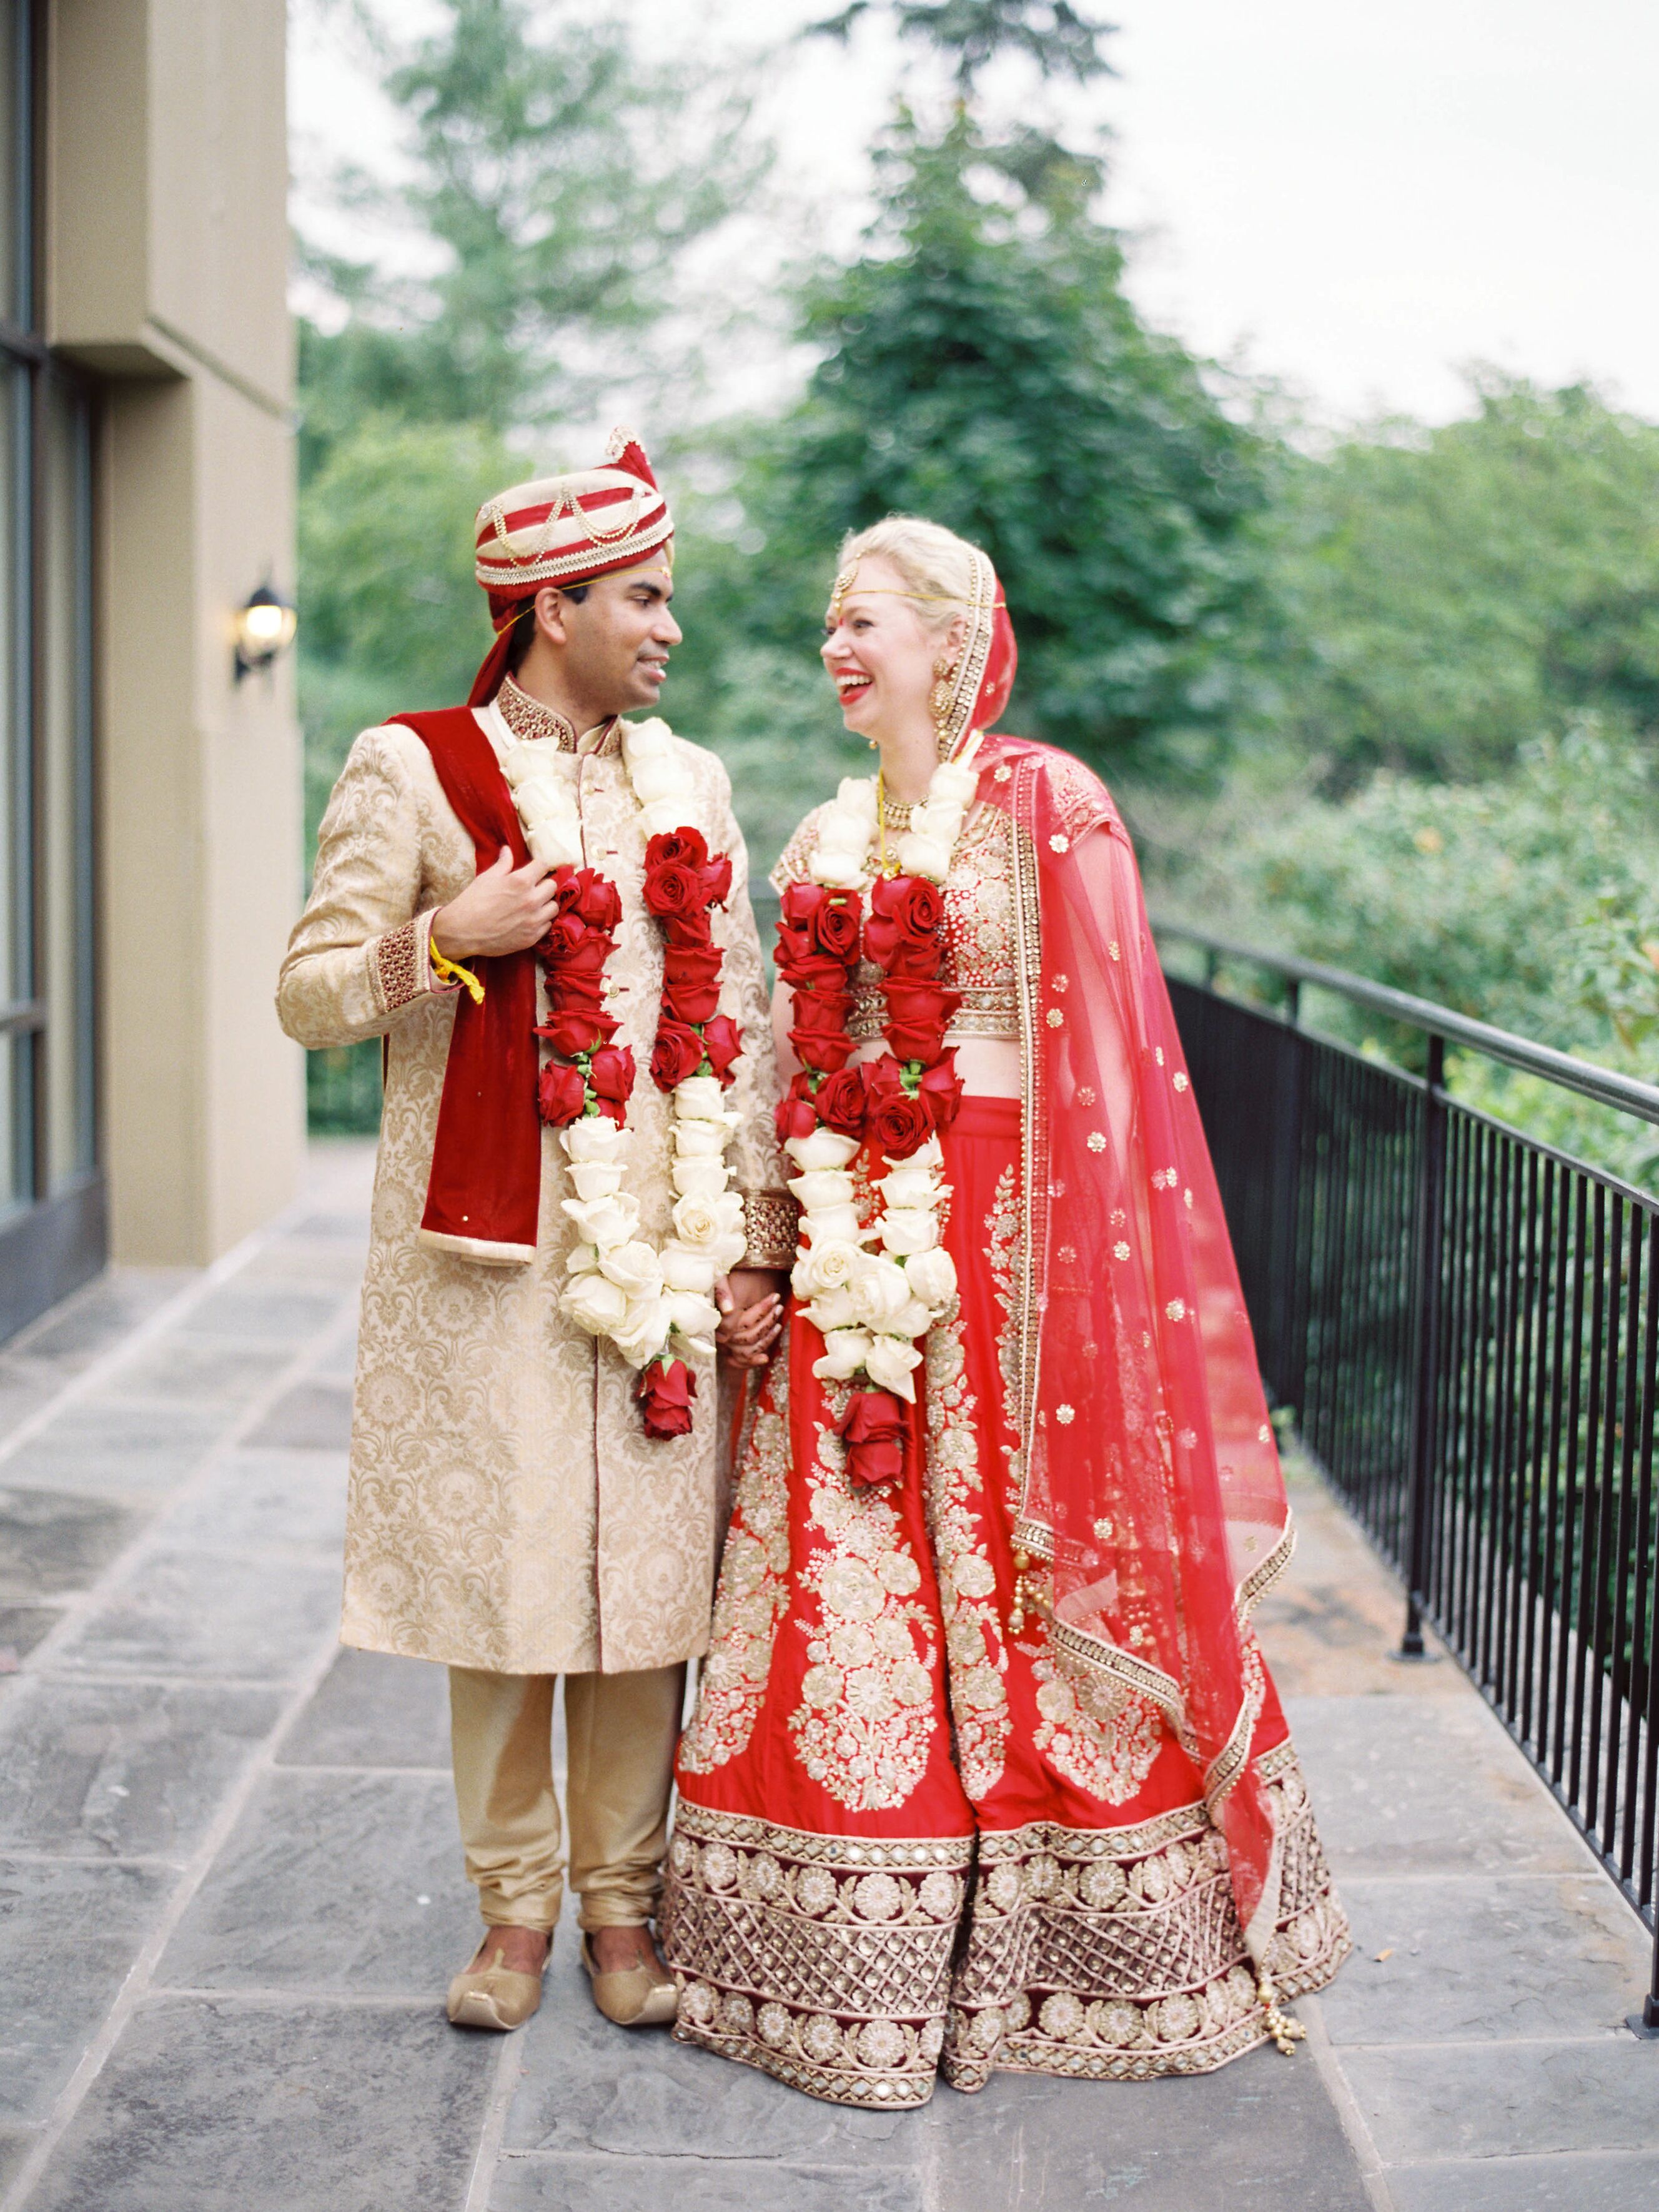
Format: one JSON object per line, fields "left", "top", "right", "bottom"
{"left": 661, "top": 557, "right": 1350, "bottom": 2108}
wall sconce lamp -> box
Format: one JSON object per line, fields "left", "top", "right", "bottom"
{"left": 232, "top": 582, "right": 298, "bottom": 682}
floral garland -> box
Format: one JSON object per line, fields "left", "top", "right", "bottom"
{"left": 774, "top": 738, "right": 982, "bottom": 1485}
{"left": 500, "top": 718, "right": 746, "bottom": 1439}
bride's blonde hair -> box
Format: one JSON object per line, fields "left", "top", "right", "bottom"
{"left": 834, "top": 515, "right": 982, "bottom": 635}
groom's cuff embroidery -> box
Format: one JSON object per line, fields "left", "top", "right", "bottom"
{"left": 740, "top": 1189, "right": 799, "bottom": 1269}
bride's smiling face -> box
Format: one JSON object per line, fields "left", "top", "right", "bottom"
{"left": 820, "top": 556, "right": 938, "bottom": 740}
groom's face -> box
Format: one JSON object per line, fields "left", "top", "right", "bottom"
{"left": 540, "top": 555, "right": 681, "bottom": 716}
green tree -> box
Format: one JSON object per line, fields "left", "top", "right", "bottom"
{"left": 1257, "top": 374, "right": 1659, "bottom": 789}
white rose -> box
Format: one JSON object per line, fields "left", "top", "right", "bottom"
{"left": 527, "top": 820, "right": 585, "bottom": 870}
{"left": 665, "top": 1289, "right": 721, "bottom": 1341}
{"left": 789, "top": 1168, "right": 856, "bottom": 1214}
{"left": 895, "top": 831, "right": 953, "bottom": 881}
{"left": 562, "top": 1193, "right": 640, "bottom": 1249}
{"left": 628, "top": 756, "right": 691, "bottom": 806}
{"left": 672, "top": 1119, "right": 727, "bottom": 1158}
{"left": 784, "top": 1128, "right": 859, "bottom": 1173}
{"left": 613, "top": 1294, "right": 673, "bottom": 1367}
{"left": 864, "top": 1332, "right": 924, "bottom": 1398}
{"left": 809, "top": 847, "right": 868, "bottom": 888}
{"left": 801, "top": 1203, "right": 866, "bottom": 1244}
{"left": 671, "top": 1194, "right": 721, "bottom": 1248}
{"left": 793, "top": 1237, "right": 862, "bottom": 1298}
{"left": 567, "top": 1160, "right": 626, "bottom": 1204}
{"left": 835, "top": 776, "right": 879, "bottom": 823}
{"left": 511, "top": 770, "right": 568, "bottom": 820}
{"left": 562, "top": 1271, "right": 630, "bottom": 1337}
{"left": 706, "top": 1232, "right": 749, "bottom": 1274}
{"left": 813, "top": 1327, "right": 873, "bottom": 1381}
{"left": 903, "top": 1246, "right": 958, "bottom": 1311}
{"left": 661, "top": 1244, "right": 717, "bottom": 1294}
{"left": 563, "top": 1118, "right": 626, "bottom": 1163}
{"left": 879, "top": 1207, "right": 940, "bottom": 1256}
{"left": 501, "top": 742, "right": 557, "bottom": 788}
{"left": 673, "top": 1158, "right": 731, "bottom": 1201}
{"left": 597, "top": 1240, "right": 664, "bottom": 1297}
{"left": 878, "top": 1164, "right": 940, "bottom": 1209}
{"left": 564, "top": 1241, "right": 601, "bottom": 1277}
{"left": 848, "top": 1254, "right": 912, "bottom": 1329}
{"left": 803, "top": 1286, "right": 858, "bottom": 1334}
{"left": 673, "top": 1078, "right": 729, "bottom": 1123}
{"left": 622, "top": 717, "right": 673, "bottom": 760}
{"left": 929, "top": 760, "right": 979, "bottom": 811}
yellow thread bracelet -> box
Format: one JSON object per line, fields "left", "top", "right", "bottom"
{"left": 429, "top": 943, "right": 485, "bottom": 1004}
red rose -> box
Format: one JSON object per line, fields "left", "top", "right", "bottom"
{"left": 876, "top": 935, "right": 945, "bottom": 980}
{"left": 776, "top": 1089, "right": 820, "bottom": 1144}
{"left": 537, "top": 1005, "right": 617, "bottom": 1058}
{"left": 882, "top": 978, "right": 961, "bottom": 1066}
{"left": 663, "top": 979, "right": 721, "bottom": 1025}
{"left": 793, "top": 1032, "right": 853, "bottom": 1076}
{"left": 646, "top": 828, "right": 709, "bottom": 872}
{"left": 660, "top": 909, "right": 714, "bottom": 951}
{"left": 537, "top": 1060, "right": 587, "bottom": 1127}
{"left": 546, "top": 932, "right": 612, "bottom": 984}
{"left": 701, "top": 1014, "right": 743, "bottom": 1085}
{"left": 700, "top": 854, "right": 733, "bottom": 908}
{"left": 816, "top": 1065, "right": 868, "bottom": 1137}
{"left": 777, "top": 949, "right": 852, "bottom": 994}
{"left": 869, "top": 1089, "right": 932, "bottom": 1160}
{"left": 588, "top": 1043, "right": 636, "bottom": 1113}
{"left": 917, "top": 1054, "right": 963, "bottom": 1133}
{"left": 665, "top": 942, "right": 723, "bottom": 991}
{"left": 552, "top": 868, "right": 622, "bottom": 932}
{"left": 865, "top": 876, "right": 944, "bottom": 968}
{"left": 840, "top": 1389, "right": 908, "bottom": 1487}
{"left": 642, "top": 859, "right": 706, "bottom": 921}
{"left": 540, "top": 910, "right": 590, "bottom": 960}
{"left": 780, "top": 881, "right": 828, "bottom": 928}
{"left": 650, "top": 1020, "right": 706, "bottom": 1091}
{"left": 813, "top": 890, "right": 862, "bottom": 960}
{"left": 639, "top": 1356, "right": 697, "bottom": 1440}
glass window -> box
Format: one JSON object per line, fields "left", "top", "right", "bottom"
{"left": 0, "top": 0, "right": 19, "bottom": 330}
{"left": 41, "top": 375, "right": 94, "bottom": 1191}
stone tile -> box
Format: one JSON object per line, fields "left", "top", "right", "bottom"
{"left": 159, "top": 1770, "right": 468, "bottom": 1995}
{"left": 507, "top": 1950, "right": 916, "bottom": 2166}
{"left": 280, "top": 1647, "right": 450, "bottom": 1770}
{"left": 51, "top": 1549, "right": 340, "bottom": 1682}
{"left": 9, "top": 1269, "right": 196, "bottom": 1370}
{"left": 311, "top": 1329, "right": 359, "bottom": 1381}
{"left": 492, "top": 2154, "right": 925, "bottom": 2211}
{"left": 0, "top": 1857, "right": 176, "bottom": 2125}
{"left": 0, "top": 2128, "right": 36, "bottom": 2192}
{"left": 0, "top": 1484, "right": 143, "bottom": 1602}
{"left": 157, "top": 1449, "right": 347, "bottom": 1557}
{"left": 112, "top": 1337, "right": 295, "bottom": 1408}
{"left": 2, "top": 1399, "right": 231, "bottom": 1499}
{"left": 1320, "top": 1876, "right": 1650, "bottom": 2044}
{"left": 0, "top": 1678, "right": 281, "bottom": 1857}
{"left": 27, "top": 1998, "right": 496, "bottom": 2212}
{"left": 1344, "top": 2037, "right": 1659, "bottom": 2163}
{"left": 918, "top": 2046, "right": 1374, "bottom": 2212}
{"left": 0, "top": 1376, "right": 51, "bottom": 1449}
{"left": 1283, "top": 1695, "right": 1587, "bottom": 1877}
{"left": 238, "top": 1242, "right": 368, "bottom": 1289}
{"left": 0, "top": 1604, "right": 62, "bottom": 1667}
{"left": 1388, "top": 2149, "right": 1659, "bottom": 2211}
{"left": 242, "top": 1382, "right": 354, "bottom": 1452}
{"left": 181, "top": 1286, "right": 351, "bottom": 1344}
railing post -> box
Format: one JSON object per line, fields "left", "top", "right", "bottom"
{"left": 1401, "top": 1033, "right": 1448, "bottom": 1659}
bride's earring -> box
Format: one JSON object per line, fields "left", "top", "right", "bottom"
{"left": 929, "top": 654, "right": 959, "bottom": 755}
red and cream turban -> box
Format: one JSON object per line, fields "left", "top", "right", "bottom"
{"left": 467, "top": 428, "right": 674, "bottom": 705}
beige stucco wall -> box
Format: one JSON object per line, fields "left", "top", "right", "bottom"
{"left": 44, "top": 0, "right": 303, "bottom": 1264}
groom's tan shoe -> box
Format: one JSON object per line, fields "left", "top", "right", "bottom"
{"left": 445, "top": 1933, "right": 548, "bottom": 2032}
{"left": 581, "top": 1933, "right": 678, "bottom": 2027}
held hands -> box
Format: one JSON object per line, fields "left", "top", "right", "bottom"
{"left": 716, "top": 1269, "right": 786, "bottom": 1370}
{"left": 432, "top": 847, "right": 560, "bottom": 961}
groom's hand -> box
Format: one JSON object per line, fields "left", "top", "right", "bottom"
{"left": 715, "top": 1269, "right": 786, "bottom": 1369}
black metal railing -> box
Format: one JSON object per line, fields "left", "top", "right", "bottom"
{"left": 1157, "top": 921, "right": 1659, "bottom": 2036}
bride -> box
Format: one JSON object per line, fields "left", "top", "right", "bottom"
{"left": 661, "top": 517, "right": 1349, "bottom": 2108}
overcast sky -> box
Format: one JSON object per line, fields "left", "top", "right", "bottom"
{"left": 290, "top": 0, "right": 1659, "bottom": 428}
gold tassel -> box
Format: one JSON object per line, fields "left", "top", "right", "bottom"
{"left": 430, "top": 944, "right": 485, "bottom": 1004}
{"left": 1257, "top": 1971, "right": 1305, "bottom": 2056}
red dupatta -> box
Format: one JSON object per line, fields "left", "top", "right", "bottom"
{"left": 941, "top": 558, "right": 1294, "bottom": 1961}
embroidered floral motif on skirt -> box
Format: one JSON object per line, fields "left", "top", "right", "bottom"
{"left": 664, "top": 1099, "right": 1350, "bottom": 2109}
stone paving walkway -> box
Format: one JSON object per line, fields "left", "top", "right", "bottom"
{"left": 0, "top": 1140, "right": 1655, "bottom": 2211}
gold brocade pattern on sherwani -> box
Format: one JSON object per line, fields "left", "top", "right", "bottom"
{"left": 787, "top": 1387, "right": 940, "bottom": 1812}
{"left": 276, "top": 708, "right": 786, "bottom": 1675}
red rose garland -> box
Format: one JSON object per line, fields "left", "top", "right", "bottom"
{"left": 533, "top": 828, "right": 738, "bottom": 1440}
{"left": 775, "top": 873, "right": 963, "bottom": 1487}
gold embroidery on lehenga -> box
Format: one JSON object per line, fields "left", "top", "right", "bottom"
{"left": 921, "top": 1298, "right": 1010, "bottom": 1799}
{"left": 787, "top": 1390, "right": 940, "bottom": 1811}
{"left": 984, "top": 1164, "right": 1025, "bottom": 1516}
{"left": 678, "top": 1345, "right": 794, "bottom": 1774}
{"left": 1029, "top": 1645, "right": 1164, "bottom": 1806}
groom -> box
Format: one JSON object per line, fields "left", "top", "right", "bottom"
{"left": 279, "top": 433, "right": 791, "bottom": 2035}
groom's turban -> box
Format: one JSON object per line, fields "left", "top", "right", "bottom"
{"left": 467, "top": 429, "right": 673, "bottom": 705}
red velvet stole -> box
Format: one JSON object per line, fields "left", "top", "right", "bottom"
{"left": 391, "top": 709, "right": 541, "bottom": 1263}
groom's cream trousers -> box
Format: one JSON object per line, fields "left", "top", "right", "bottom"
{"left": 448, "top": 1664, "right": 686, "bottom": 1931}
